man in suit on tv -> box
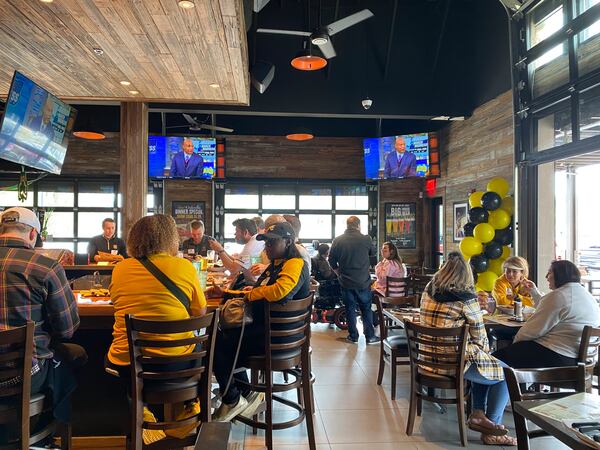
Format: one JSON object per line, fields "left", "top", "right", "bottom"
{"left": 27, "top": 97, "right": 56, "bottom": 142}
{"left": 383, "top": 136, "right": 417, "bottom": 178}
{"left": 169, "top": 138, "right": 204, "bottom": 178}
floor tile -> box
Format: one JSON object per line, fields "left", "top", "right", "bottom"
{"left": 243, "top": 410, "right": 329, "bottom": 446}
{"left": 313, "top": 364, "right": 371, "bottom": 385}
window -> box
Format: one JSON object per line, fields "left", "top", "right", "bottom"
{"left": 224, "top": 185, "right": 259, "bottom": 209}
{"left": 0, "top": 180, "right": 34, "bottom": 207}
{"left": 262, "top": 185, "right": 295, "bottom": 210}
{"left": 299, "top": 187, "right": 332, "bottom": 210}
{"left": 335, "top": 186, "right": 368, "bottom": 210}
{"left": 534, "top": 100, "right": 573, "bottom": 151}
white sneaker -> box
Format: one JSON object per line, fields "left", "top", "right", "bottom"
{"left": 240, "top": 391, "right": 265, "bottom": 419}
{"left": 212, "top": 396, "right": 249, "bottom": 422}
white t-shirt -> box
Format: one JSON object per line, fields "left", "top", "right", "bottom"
{"left": 237, "top": 235, "right": 265, "bottom": 269}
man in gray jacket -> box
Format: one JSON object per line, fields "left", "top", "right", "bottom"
{"left": 329, "top": 216, "right": 378, "bottom": 344}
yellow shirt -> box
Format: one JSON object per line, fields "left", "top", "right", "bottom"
{"left": 107, "top": 253, "right": 207, "bottom": 366}
{"left": 492, "top": 274, "right": 534, "bottom": 308}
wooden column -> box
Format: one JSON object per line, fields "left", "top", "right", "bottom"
{"left": 120, "top": 102, "right": 148, "bottom": 238}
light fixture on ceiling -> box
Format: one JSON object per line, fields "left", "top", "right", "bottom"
{"left": 178, "top": 0, "right": 195, "bottom": 9}
{"left": 291, "top": 47, "right": 327, "bottom": 71}
{"left": 73, "top": 117, "right": 105, "bottom": 140}
{"left": 93, "top": 47, "right": 104, "bottom": 55}
{"left": 310, "top": 31, "right": 329, "bottom": 46}
{"left": 129, "top": 90, "right": 139, "bottom": 95}
{"left": 286, "top": 128, "right": 314, "bottom": 141}
{"left": 39, "top": 0, "right": 53, "bottom": 3}
{"left": 120, "top": 80, "right": 131, "bottom": 86}
{"left": 209, "top": 83, "right": 220, "bottom": 88}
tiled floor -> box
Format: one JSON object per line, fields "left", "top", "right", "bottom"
{"left": 226, "top": 323, "right": 572, "bottom": 450}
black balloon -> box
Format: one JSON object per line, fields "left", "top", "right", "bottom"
{"left": 470, "top": 255, "right": 489, "bottom": 273}
{"left": 484, "top": 241, "right": 503, "bottom": 259}
{"left": 463, "top": 222, "right": 475, "bottom": 237}
{"left": 468, "top": 207, "right": 489, "bottom": 225}
{"left": 473, "top": 271, "right": 478, "bottom": 283}
{"left": 494, "top": 226, "right": 514, "bottom": 246}
{"left": 481, "top": 191, "right": 502, "bottom": 211}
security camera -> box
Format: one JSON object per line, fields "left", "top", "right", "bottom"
{"left": 362, "top": 98, "right": 373, "bottom": 110}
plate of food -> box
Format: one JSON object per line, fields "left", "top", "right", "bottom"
{"left": 97, "top": 251, "right": 124, "bottom": 263}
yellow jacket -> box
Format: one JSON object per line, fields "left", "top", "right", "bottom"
{"left": 492, "top": 274, "right": 534, "bottom": 308}
{"left": 108, "top": 254, "right": 207, "bottom": 366}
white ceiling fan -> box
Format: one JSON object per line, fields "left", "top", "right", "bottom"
{"left": 167, "top": 114, "right": 234, "bottom": 133}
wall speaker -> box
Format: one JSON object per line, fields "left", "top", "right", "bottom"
{"left": 251, "top": 61, "right": 275, "bottom": 94}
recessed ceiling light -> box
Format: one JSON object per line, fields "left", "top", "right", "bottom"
{"left": 120, "top": 81, "right": 131, "bottom": 86}
{"left": 178, "top": 0, "right": 195, "bottom": 8}
{"left": 209, "top": 83, "right": 220, "bottom": 88}
{"left": 40, "top": 0, "right": 53, "bottom": 3}
{"left": 129, "top": 90, "right": 139, "bottom": 95}
{"left": 93, "top": 47, "right": 104, "bottom": 55}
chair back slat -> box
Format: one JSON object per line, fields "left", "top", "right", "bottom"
{"left": 404, "top": 320, "right": 469, "bottom": 378}
{"left": 125, "top": 311, "right": 219, "bottom": 450}
{"left": 0, "top": 322, "right": 35, "bottom": 449}
{"left": 264, "top": 293, "right": 314, "bottom": 358}
{"left": 578, "top": 326, "right": 600, "bottom": 364}
{"left": 406, "top": 275, "right": 432, "bottom": 298}
{"left": 270, "top": 310, "right": 311, "bottom": 324}
{"left": 504, "top": 364, "right": 587, "bottom": 403}
{"left": 385, "top": 276, "right": 409, "bottom": 298}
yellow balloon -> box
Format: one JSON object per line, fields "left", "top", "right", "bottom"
{"left": 501, "top": 196, "right": 514, "bottom": 216}
{"left": 487, "top": 177, "right": 510, "bottom": 198}
{"left": 459, "top": 236, "right": 483, "bottom": 258}
{"left": 501, "top": 246, "right": 511, "bottom": 260}
{"left": 488, "top": 258, "right": 504, "bottom": 276}
{"left": 488, "top": 209, "right": 511, "bottom": 229}
{"left": 469, "top": 191, "right": 484, "bottom": 209}
{"left": 477, "top": 271, "right": 498, "bottom": 292}
{"left": 473, "top": 223, "right": 495, "bottom": 243}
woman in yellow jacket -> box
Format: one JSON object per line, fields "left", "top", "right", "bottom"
{"left": 492, "top": 256, "right": 535, "bottom": 308}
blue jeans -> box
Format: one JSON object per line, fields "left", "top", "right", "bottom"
{"left": 463, "top": 360, "right": 509, "bottom": 425}
{"left": 341, "top": 288, "right": 374, "bottom": 340}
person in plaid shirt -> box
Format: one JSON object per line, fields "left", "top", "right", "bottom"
{"left": 0, "top": 207, "right": 83, "bottom": 430}
{"left": 420, "top": 252, "right": 516, "bottom": 446}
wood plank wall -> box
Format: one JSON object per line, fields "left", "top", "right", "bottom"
{"left": 164, "top": 180, "right": 214, "bottom": 236}
{"left": 433, "top": 90, "right": 514, "bottom": 258}
{"left": 61, "top": 132, "right": 121, "bottom": 175}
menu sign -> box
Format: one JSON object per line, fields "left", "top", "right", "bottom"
{"left": 171, "top": 201, "right": 205, "bottom": 241}
{"left": 384, "top": 202, "right": 416, "bottom": 249}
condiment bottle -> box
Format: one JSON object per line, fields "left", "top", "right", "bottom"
{"left": 513, "top": 295, "right": 523, "bottom": 320}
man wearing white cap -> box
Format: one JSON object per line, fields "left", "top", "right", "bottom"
{"left": 0, "top": 207, "right": 83, "bottom": 437}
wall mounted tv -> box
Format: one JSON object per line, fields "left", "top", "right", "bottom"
{"left": 148, "top": 135, "right": 217, "bottom": 179}
{"left": 363, "top": 133, "right": 431, "bottom": 181}
{"left": 0, "top": 71, "right": 77, "bottom": 174}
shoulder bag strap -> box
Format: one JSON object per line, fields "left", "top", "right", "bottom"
{"left": 136, "top": 257, "right": 191, "bottom": 312}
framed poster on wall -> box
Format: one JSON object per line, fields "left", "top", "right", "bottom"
{"left": 171, "top": 201, "right": 205, "bottom": 241}
{"left": 384, "top": 202, "right": 416, "bottom": 249}
{"left": 453, "top": 202, "right": 468, "bottom": 242}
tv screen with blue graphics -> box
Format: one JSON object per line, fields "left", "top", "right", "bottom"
{"left": 363, "top": 133, "right": 430, "bottom": 181}
{"left": 0, "top": 71, "right": 77, "bottom": 174}
{"left": 148, "top": 135, "right": 216, "bottom": 179}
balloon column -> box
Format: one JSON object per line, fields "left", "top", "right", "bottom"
{"left": 459, "top": 177, "right": 514, "bottom": 292}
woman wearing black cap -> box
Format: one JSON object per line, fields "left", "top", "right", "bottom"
{"left": 209, "top": 221, "right": 310, "bottom": 422}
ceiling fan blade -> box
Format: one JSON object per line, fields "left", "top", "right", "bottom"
{"left": 165, "top": 125, "right": 191, "bottom": 129}
{"left": 316, "top": 39, "right": 336, "bottom": 59}
{"left": 256, "top": 28, "right": 312, "bottom": 37}
{"left": 182, "top": 113, "right": 198, "bottom": 126}
{"left": 201, "top": 124, "right": 234, "bottom": 133}
{"left": 326, "top": 9, "right": 374, "bottom": 36}
{"left": 253, "top": 0, "right": 271, "bottom": 12}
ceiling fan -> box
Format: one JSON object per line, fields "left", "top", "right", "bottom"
{"left": 167, "top": 114, "right": 234, "bottom": 133}
{"left": 256, "top": 9, "right": 374, "bottom": 59}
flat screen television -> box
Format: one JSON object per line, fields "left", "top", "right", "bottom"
{"left": 148, "top": 135, "right": 217, "bottom": 179}
{"left": 363, "top": 133, "right": 430, "bottom": 180}
{"left": 0, "top": 71, "right": 77, "bottom": 175}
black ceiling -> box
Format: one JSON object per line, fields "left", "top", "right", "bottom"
{"left": 69, "top": 0, "right": 512, "bottom": 138}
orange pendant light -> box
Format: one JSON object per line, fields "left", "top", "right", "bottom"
{"left": 290, "top": 48, "right": 327, "bottom": 71}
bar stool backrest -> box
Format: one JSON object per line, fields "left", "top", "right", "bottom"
{"left": 385, "top": 276, "right": 409, "bottom": 298}
{"left": 265, "top": 293, "right": 314, "bottom": 355}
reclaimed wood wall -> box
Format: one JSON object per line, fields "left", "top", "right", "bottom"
{"left": 163, "top": 180, "right": 213, "bottom": 237}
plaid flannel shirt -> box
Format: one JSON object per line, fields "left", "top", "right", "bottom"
{"left": 0, "top": 237, "right": 80, "bottom": 364}
{"left": 420, "top": 291, "right": 504, "bottom": 381}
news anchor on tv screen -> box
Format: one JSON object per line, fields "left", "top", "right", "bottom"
{"left": 383, "top": 136, "right": 417, "bottom": 178}
{"left": 169, "top": 137, "right": 203, "bottom": 177}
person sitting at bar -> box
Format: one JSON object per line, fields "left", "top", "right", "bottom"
{"left": 181, "top": 219, "right": 212, "bottom": 258}
{"left": 494, "top": 260, "right": 600, "bottom": 369}
{"left": 105, "top": 214, "right": 207, "bottom": 443}
{"left": 0, "top": 207, "right": 85, "bottom": 444}
{"left": 311, "top": 243, "right": 337, "bottom": 281}
{"left": 421, "top": 252, "right": 516, "bottom": 446}
{"left": 492, "top": 256, "right": 534, "bottom": 308}
{"left": 208, "top": 222, "right": 310, "bottom": 422}
{"left": 282, "top": 214, "right": 311, "bottom": 270}
{"left": 372, "top": 241, "right": 407, "bottom": 296}
{"left": 252, "top": 216, "right": 265, "bottom": 235}
{"left": 209, "top": 218, "right": 264, "bottom": 274}
{"left": 87, "top": 217, "right": 127, "bottom": 263}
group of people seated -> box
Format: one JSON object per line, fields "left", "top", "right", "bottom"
{"left": 420, "top": 252, "right": 600, "bottom": 446}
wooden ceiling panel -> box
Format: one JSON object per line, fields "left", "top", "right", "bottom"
{"left": 0, "top": 0, "right": 249, "bottom": 104}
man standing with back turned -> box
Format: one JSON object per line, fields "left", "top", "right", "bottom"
{"left": 329, "top": 216, "right": 379, "bottom": 344}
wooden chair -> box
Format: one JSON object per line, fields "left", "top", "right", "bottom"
{"left": 503, "top": 363, "right": 586, "bottom": 450}
{"left": 577, "top": 325, "right": 600, "bottom": 392}
{"left": 383, "top": 276, "right": 410, "bottom": 299}
{"left": 125, "top": 311, "right": 219, "bottom": 450}
{"left": 0, "top": 322, "right": 71, "bottom": 450}
{"left": 404, "top": 321, "right": 470, "bottom": 447}
{"left": 235, "top": 293, "right": 316, "bottom": 450}
{"left": 406, "top": 274, "right": 432, "bottom": 299}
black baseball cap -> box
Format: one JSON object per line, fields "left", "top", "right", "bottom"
{"left": 256, "top": 222, "right": 295, "bottom": 241}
